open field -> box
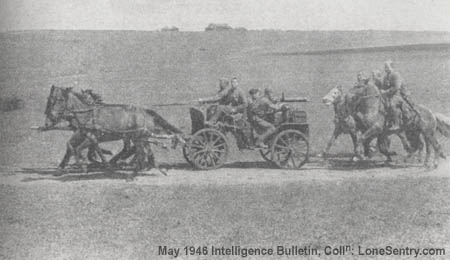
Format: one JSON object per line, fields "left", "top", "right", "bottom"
{"left": 1, "top": 162, "right": 450, "bottom": 260}
{"left": 1, "top": 30, "right": 450, "bottom": 259}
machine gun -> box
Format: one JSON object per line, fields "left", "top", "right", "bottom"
{"left": 279, "top": 92, "right": 309, "bottom": 103}
{"left": 152, "top": 100, "right": 199, "bottom": 107}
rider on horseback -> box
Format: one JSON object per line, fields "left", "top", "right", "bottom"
{"left": 381, "top": 60, "right": 412, "bottom": 132}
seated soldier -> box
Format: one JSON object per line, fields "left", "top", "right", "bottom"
{"left": 199, "top": 77, "right": 247, "bottom": 126}
{"left": 248, "top": 88, "right": 284, "bottom": 148}
{"left": 264, "top": 87, "right": 280, "bottom": 104}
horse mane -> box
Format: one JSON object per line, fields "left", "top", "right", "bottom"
{"left": 83, "top": 89, "right": 104, "bottom": 104}
{"left": 72, "top": 89, "right": 104, "bottom": 105}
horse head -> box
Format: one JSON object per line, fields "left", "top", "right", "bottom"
{"left": 322, "top": 85, "right": 344, "bottom": 106}
{"left": 44, "top": 85, "right": 69, "bottom": 128}
{"left": 44, "top": 86, "right": 89, "bottom": 128}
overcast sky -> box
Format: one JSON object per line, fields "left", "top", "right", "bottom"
{"left": 1, "top": 0, "right": 450, "bottom": 32}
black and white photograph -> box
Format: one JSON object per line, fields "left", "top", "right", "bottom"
{"left": 1, "top": 0, "right": 450, "bottom": 259}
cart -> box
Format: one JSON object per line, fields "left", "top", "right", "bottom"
{"left": 183, "top": 103, "right": 310, "bottom": 170}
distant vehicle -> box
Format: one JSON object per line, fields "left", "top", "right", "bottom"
{"left": 160, "top": 26, "right": 179, "bottom": 32}
{"left": 234, "top": 27, "right": 248, "bottom": 32}
{"left": 205, "top": 23, "right": 232, "bottom": 31}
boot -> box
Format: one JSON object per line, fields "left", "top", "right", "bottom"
{"left": 255, "top": 128, "right": 275, "bottom": 149}
{"left": 389, "top": 116, "right": 401, "bottom": 131}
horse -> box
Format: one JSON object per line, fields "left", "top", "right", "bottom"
{"left": 322, "top": 85, "right": 390, "bottom": 161}
{"left": 43, "top": 88, "right": 135, "bottom": 169}
{"left": 348, "top": 83, "right": 447, "bottom": 167}
{"left": 44, "top": 85, "right": 184, "bottom": 175}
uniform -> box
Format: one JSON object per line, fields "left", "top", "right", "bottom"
{"left": 202, "top": 86, "right": 248, "bottom": 124}
{"left": 382, "top": 71, "right": 407, "bottom": 129}
{"left": 248, "top": 96, "right": 280, "bottom": 147}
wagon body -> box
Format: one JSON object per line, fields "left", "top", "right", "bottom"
{"left": 184, "top": 105, "right": 310, "bottom": 170}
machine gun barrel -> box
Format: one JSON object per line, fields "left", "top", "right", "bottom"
{"left": 280, "top": 93, "right": 309, "bottom": 102}
{"left": 280, "top": 97, "right": 309, "bottom": 102}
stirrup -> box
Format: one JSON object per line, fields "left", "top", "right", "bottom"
{"left": 388, "top": 124, "right": 401, "bottom": 132}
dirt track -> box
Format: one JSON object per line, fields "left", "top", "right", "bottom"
{"left": 1, "top": 158, "right": 450, "bottom": 260}
{"left": 2, "top": 156, "right": 449, "bottom": 186}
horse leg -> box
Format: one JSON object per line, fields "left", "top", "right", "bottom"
{"left": 87, "top": 145, "right": 101, "bottom": 165}
{"left": 322, "top": 128, "right": 341, "bottom": 160}
{"left": 357, "top": 125, "right": 382, "bottom": 161}
{"left": 423, "top": 136, "right": 432, "bottom": 168}
{"left": 427, "top": 131, "right": 445, "bottom": 168}
{"left": 109, "top": 138, "right": 132, "bottom": 165}
{"left": 396, "top": 131, "right": 412, "bottom": 155}
{"left": 74, "top": 138, "right": 93, "bottom": 173}
{"left": 417, "top": 134, "right": 424, "bottom": 163}
{"left": 144, "top": 142, "right": 155, "bottom": 170}
{"left": 130, "top": 138, "right": 147, "bottom": 178}
{"left": 350, "top": 131, "right": 360, "bottom": 161}
{"left": 377, "top": 135, "right": 394, "bottom": 163}
{"left": 143, "top": 141, "right": 167, "bottom": 176}
{"left": 362, "top": 136, "right": 375, "bottom": 158}
{"left": 58, "top": 146, "right": 72, "bottom": 170}
{"left": 59, "top": 131, "right": 84, "bottom": 170}
{"left": 84, "top": 132, "right": 109, "bottom": 169}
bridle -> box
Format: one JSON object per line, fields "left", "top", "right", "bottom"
{"left": 46, "top": 88, "right": 96, "bottom": 123}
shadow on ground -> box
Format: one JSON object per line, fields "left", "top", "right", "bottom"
{"left": 14, "top": 154, "right": 424, "bottom": 183}
{"left": 17, "top": 166, "right": 160, "bottom": 183}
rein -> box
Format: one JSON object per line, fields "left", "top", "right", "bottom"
{"left": 358, "top": 93, "right": 381, "bottom": 99}
{"left": 68, "top": 107, "right": 96, "bottom": 113}
{"left": 66, "top": 94, "right": 147, "bottom": 134}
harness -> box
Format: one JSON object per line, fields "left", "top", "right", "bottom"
{"left": 61, "top": 95, "right": 147, "bottom": 135}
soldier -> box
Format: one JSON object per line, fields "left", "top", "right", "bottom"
{"left": 354, "top": 71, "right": 369, "bottom": 89}
{"left": 371, "top": 69, "right": 384, "bottom": 89}
{"left": 199, "top": 77, "right": 247, "bottom": 125}
{"left": 381, "top": 60, "right": 410, "bottom": 131}
{"left": 264, "top": 87, "right": 279, "bottom": 103}
{"left": 248, "top": 88, "right": 284, "bottom": 148}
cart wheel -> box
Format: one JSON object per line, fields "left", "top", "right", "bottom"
{"left": 186, "top": 128, "right": 229, "bottom": 170}
{"left": 271, "top": 129, "right": 309, "bottom": 169}
{"left": 182, "top": 144, "right": 194, "bottom": 166}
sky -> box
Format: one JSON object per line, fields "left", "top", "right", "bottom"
{"left": 1, "top": 0, "right": 450, "bottom": 32}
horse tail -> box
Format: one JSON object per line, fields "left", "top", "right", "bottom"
{"left": 435, "top": 112, "right": 450, "bottom": 138}
{"left": 144, "top": 109, "right": 183, "bottom": 134}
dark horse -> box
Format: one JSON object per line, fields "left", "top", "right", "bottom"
{"left": 48, "top": 88, "right": 149, "bottom": 169}
{"left": 347, "top": 83, "right": 447, "bottom": 167}
{"left": 322, "top": 85, "right": 393, "bottom": 161}
{"left": 44, "top": 86, "right": 184, "bottom": 175}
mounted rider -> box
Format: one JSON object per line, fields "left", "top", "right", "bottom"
{"left": 348, "top": 71, "right": 370, "bottom": 124}
{"left": 248, "top": 88, "right": 285, "bottom": 148}
{"left": 381, "top": 60, "right": 413, "bottom": 131}
{"left": 198, "top": 77, "right": 248, "bottom": 125}
{"left": 354, "top": 71, "right": 370, "bottom": 89}
{"left": 371, "top": 69, "right": 383, "bottom": 89}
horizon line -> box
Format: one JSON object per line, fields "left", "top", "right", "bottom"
{"left": 2, "top": 28, "right": 450, "bottom": 34}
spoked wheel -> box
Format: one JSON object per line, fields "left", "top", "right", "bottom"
{"left": 271, "top": 129, "right": 309, "bottom": 169}
{"left": 185, "top": 128, "right": 229, "bottom": 170}
{"left": 259, "top": 147, "right": 275, "bottom": 164}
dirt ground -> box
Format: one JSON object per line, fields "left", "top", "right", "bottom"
{"left": 1, "top": 157, "right": 449, "bottom": 260}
